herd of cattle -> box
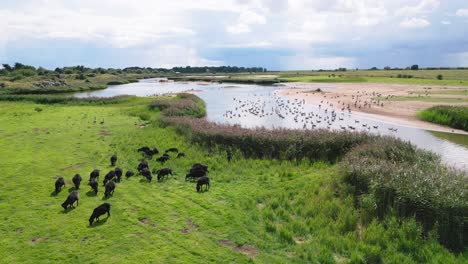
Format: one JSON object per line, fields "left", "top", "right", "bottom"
{"left": 54, "top": 147, "right": 211, "bottom": 226}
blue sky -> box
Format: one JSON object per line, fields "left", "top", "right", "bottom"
{"left": 1, "top": 0, "right": 467, "bottom": 70}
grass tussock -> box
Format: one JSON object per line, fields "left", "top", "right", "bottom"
{"left": 340, "top": 138, "right": 468, "bottom": 252}
{"left": 419, "top": 106, "right": 468, "bottom": 131}
{"left": 150, "top": 93, "right": 206, "bottom": 118}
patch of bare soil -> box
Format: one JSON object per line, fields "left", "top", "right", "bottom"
{"left": 99, "top": 129, "right": 112, "bottom": 136}
{"left": 219, "top": 240, "right": 259, "bottom": 258}
{"left": 138, "top": 217, "right": 156, "bottom": 227}
{"left": 30, "top": 237, "right": 47, "bottom": 245}
{"left": 60, "top": 163, "right": 86, "bottom": 171}
{"left": 233, "top": 245, "right": 259, "bottom": 258}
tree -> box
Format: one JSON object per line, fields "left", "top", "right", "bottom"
{"left": 437, "top": 74, "right": 443, "bottom": 80}
{"left": 410, "top": 64, "right": 419, "bottom": 70}
{"left": 2, "top": 64, "right": 12, "bottom": 72}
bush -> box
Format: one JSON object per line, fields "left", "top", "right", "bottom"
{"left": 418, "top": 106, "right": 468, "bottom": 131}
{"left": 436, "top": 74, "right": 443, "bottom": 80}
{"left": 340, "top": 138, "right": 467, "bottom": 252}
{"left": 150, "top": 93, "right": 206, "bottom": 118}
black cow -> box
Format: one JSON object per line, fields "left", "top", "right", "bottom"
{"left": 104, "top": 181, "right": 116, "bottom": 198}
{"left": 185, "top": 163, "right": 209, "bottom": 181}
{"left": 89, "top": 178, "right": 98, "bottom": 194}
{"left": 141, "top": 168, "right": 152, "bottom": 182}
{"left": 62, "top": 191, "right": 79, "bottom": 209}
{"left": 114, "top": 168, "right": 123, "bottom": 182}
{"left": 110, "top": 154, "right": 117, "bottom": 166}
{"left": 137, "top": 160, "right": 149, "bottom": 173}
{"left": 89, "top": 203, "right": 111, "bottom": 226}
{"left": 191, "top": 163, "right": 208, "bottom": 172}
{"left": 165, "top": 148, "right": 179, "bottom": 153}
{"left": 89, "top": 169, "right": 100, "bottom": 181}
{"left": 156, "top": 168, "right": 173, "bottom": 181}
{"left": 125, "top": 170, "right": 134, "bottom": 178}
{"left": 177, "top": 152, "right": 185, "bottom": 158}
{"left": 55, "top": 177, "right": 65, "bottom": 194}
{"left": 138, "top": 146, "right": 159, "bottom": 159}
{"left": 72, "top": 174, "right": 82, "bottom": 190}
{"left": 196, "top": 176, "right": 210, "bottom": 192}
{"left": 103, "top": 170, "right": 115, "bottom": 186}
{"left": 156, "top": 155, "right": 169, "bottom": 164}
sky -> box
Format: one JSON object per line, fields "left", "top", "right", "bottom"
{"left": 1, "top": 0, "right": 468, "bottom": 70}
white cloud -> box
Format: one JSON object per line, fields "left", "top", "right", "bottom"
{"left": 142, "top": 45, "right": 222, "bottom": 68}
{"left": 226, "top": 10, "right": 266, "bottom": 34}
{"left": 286, "top": 55, "right": 356, "bottom": 70}
{"left": 396, "top": 0, "right": 440, "bottom": 16}
{"left": 441, "top": 20, "right": 451, "bottom": 25}
{"left": 216, "top": 41, "right": 273, "bottom": 48}
{"left": 456, "top": 8, "right": 468, "bottom": 17}
{"left": 400, "top": 17, "right": 430, "bottom": 28}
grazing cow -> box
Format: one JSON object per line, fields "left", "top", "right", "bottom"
{"left": 156, "top": 155, "right": 169, "bottom": 164}
{"left": 55, "top": 177, "right": 65, "bottom": 194}
{"left": 177, "top": 152, "right": 185, "bottom": 158}
{"left": 156, "top": 168, "right": 173, "bottom": 181}
{"left": 141, "top": 168, "right": 152, "bottom": 182}
{"left": 138, "top": 146, "right": 159, "bottom": 159}
{"left": 104, "top": 181, "right": 116, "bottom": 198}
{"left": 89, "top": 203, "right": 111, "bottom": 226}
{"left": 191, "top": 163, "right": 208, "bottom": 172}
{"left": 186, "top": 169, "right": 206, "bottom": 181}
{"left": 137, "top": 146, "right": 151, "bottom": 153}
{"left": 89, "top": 178, "right": 98, "bottom": 194}
{"left": 62, "top": 191, "right": 79, "bottom": 209}
{"left": 110, "top": 154, "right": 117, "bottom": 166}
{"left": 125, "top": 170, "right": 134, "bottom": 178}
{"left": 196, "top": 176, "right": 210, "bottom": 192}
{"left": 114, "top": 168, "right": 123, "bottom": 182}
{"left": 185, "top": 163, "right": 209, "bottom": 181}
{"left": 103, "top": 170, "right": 116, "bottom": 186}
{"left": 137, "top": 160, "right": 149, "bottom": 173}
{"left": 165, "top": 148, "right": 179, "bottom": 153}
{"left": 89, "top": 169, "right": 100, "bottom": 181}
{"left": 72, "top": 174, "right": 82, "bottom": 190}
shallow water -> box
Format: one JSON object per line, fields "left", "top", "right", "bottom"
{"left": 75, "top": 79, "right": 468, "bottom": 170}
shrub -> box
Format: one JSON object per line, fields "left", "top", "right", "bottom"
{"left": 436, "top": 74, "right": 443, "bottom": 80}
{"left": 340, "top": 138, "right": 467, "bottom": 252}
{"left": 418, "top": 106, "right": 468, "bottom": 131}
{"left": 150, "top": 93, "right": 206, "bottom": 118}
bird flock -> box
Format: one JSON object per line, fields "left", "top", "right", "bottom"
{"left": 220, "top": 91, "right": 400, "bottom": 134}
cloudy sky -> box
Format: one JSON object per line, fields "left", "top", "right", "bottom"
{"left": 1, "top": 0, "right": 467, "bottom": 70}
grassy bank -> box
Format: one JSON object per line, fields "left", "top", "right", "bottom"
{"left": 0, "top": 96, "right": 466, "bottom": 263}
{"left": 418, "top": 106, "right": 468, "bottom": 131}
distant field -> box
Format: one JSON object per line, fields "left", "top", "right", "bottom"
{"left": 380, "top": 96, "right": 468, "bottom": 103}
{"left": 280, "top": 75, "right": 468, "bottom": 86}
{"left": 409, "top": 89, "right": 468, "bottom": 95}
{"left": 277, "top": 69, "right": 468, "bottom": 81}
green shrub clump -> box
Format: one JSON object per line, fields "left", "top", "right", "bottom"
{"left": 340, "top": 138, "right": 467, "bottom": 252}
{"left": 419, "top": 106, "right": 468, "bottom": 131}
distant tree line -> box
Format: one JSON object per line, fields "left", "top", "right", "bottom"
{"left": 171, "top": 66, "right": 267, "bottom": 73}
{"left": 0, "top": 63, "right": 268, "bottom": 79}
{"left": 368, "top": 65, "right": 468, "bottom": 71}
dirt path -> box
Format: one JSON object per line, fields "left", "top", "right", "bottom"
{"left": 278, "top": 82, "right": 468, "bottom": 135}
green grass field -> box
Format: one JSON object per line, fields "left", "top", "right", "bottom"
{"left": 0, "top": 99, "right": 464, "bottom": 263}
